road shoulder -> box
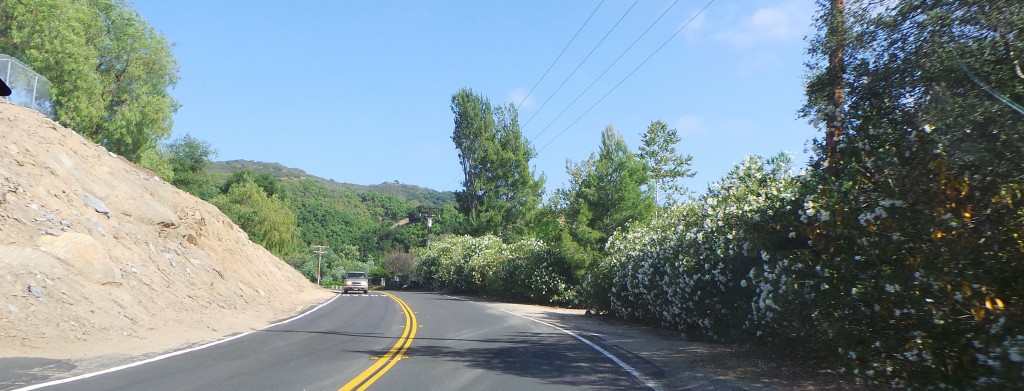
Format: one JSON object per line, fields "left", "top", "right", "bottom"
{"left": 469, "top": 298, "right": 874, "bottom": 391}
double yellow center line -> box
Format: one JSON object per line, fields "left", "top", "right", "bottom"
{"left": 338, "top": 292, "right": 417, "bottom": 391}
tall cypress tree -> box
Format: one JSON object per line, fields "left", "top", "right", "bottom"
{"left": 450, "top": 88, "right": 543, "bottom": 238}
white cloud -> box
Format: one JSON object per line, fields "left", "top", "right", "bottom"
{"left": 715, "top": 1, "right": 811, "bottom": 48}
{"left": 508, "top": 87, "right": 536, "bottom": 109}
{"left": 750, "top": 7, "right": 797, "bottom": 40}
{"left": 675, "top": 115, "right": 708, "bottom": 137}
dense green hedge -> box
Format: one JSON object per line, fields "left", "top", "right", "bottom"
{"left": 415, "top": 235, "right": 576, "bottom": 304}
{"left": 600, "top": 153, "right": 1024, "bottom": 389}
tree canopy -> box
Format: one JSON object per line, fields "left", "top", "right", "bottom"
{"left": 0, "top": 0, "right": 179, "bottom": 162}
{"left": 211, "top": 180, "right": 301, "bottom": 256}
{"left": 562, "top": 125, "right": 655, "bottom": 251}
{"left": 638, "top": 120, "right": 695, "bottom": 206}
{"left": 165, "top": 134, "right": 219, "bottom": 200}
{"left": 450, "top": 88, "right": 544, "bottom": 238}
{"left": 797, "top": 1, "right": 1024, "bottom": 387}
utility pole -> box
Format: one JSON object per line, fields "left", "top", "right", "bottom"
{"left": 424, "top": 212, "right": 434, "bottom": 247}
{"left": 311, "top": 245, "right": 329, "bottom": 286}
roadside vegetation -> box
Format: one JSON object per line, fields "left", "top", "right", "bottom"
{"left": 5, "top": 0, "right": 1022, "bottom": 388}
{"left": 0, "top": 0, "right": 178, "bottom": 163}
{"left": 416, "top": 3, "right": 1024, "bottom": 389}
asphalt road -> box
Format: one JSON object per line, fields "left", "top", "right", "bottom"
{"left": 13, "top": 291, "right": 648, "bottom": 391}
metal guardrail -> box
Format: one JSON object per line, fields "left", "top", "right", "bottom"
{"left": 1, "top": 53, "right": 55, "bottom": 119}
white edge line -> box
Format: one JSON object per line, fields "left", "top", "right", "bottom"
{"left": 442, "top": 294, "right": 660, "bottom": 391}
{"left": 14, "top": 294, "right": 342, "bottom": 391}
{"left": 495, "top": 309, "right": 663, "bottom": 390}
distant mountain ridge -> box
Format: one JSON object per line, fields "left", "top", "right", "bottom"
{"left": 208, "top": 160, "right": 454, "bottom": 207}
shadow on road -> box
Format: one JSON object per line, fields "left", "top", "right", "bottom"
{"left": 401, "top": 331, "right": 645, "bottom": 389}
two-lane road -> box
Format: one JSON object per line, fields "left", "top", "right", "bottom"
{"left": 17, "top": 292, "right": 649, "bottom": 391}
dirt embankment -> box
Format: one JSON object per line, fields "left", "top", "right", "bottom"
{"left": 0, "top": 100, "right": 333, "bottom": 360}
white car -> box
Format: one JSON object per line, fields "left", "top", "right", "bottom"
{"left": 342, "top": 272, "right": 369, "bottom": 294}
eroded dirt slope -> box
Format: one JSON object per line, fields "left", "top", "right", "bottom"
{"left": 0, "top": 100, "right": 333, "bottom": 359}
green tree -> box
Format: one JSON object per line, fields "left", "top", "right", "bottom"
{"left": 799, "top": 1, "right": 1024, "bottom": 387}
{"left": 563, "top": 125, "right": 655, "bottom": 251}
{"left": 222, "top": 170, "right": 280, "bottom": 197}
{"left": 297, "top": 244, "right": 368, "bottom": 284}
{"left": 450, "top": 88, "right": 544, "bottom": 238}
{"left": 280, "top": 178, "right": 380, "bottom": 259}
{"left": 165, "top": 134, "right": 219, "bottom": 199}
{"left": 451, "top": 88, "right": 493, "bottom": 228}
{"left": 0, "top": 0, "right": 179, "bottom": 161}
{"left": 420, "top": 202, "right": 465, "bottom": 242}
{"left": 638, "top": 120, "right": 695, "bottom": 207}
{"left": 211, "top": 180, "right": 302, "bottom": 257}
{"left": 137, "top": 147, "right": 175, "bottom": 182}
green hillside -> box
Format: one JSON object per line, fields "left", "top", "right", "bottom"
{"left": 209, "top": 160, "right": 454, "bottom": 207}
{"left": 198, "top": 159, "right": 462, "bottom": 284}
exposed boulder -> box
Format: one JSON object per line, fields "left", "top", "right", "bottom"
{"left": 36, "top": 232, "right": 121, "bottom": 285}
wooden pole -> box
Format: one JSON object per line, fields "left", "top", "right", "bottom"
{"left": 312, "top": 245, "right": 328, "bottom": 286}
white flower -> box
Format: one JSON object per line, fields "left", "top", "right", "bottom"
{"left": 1009, "top": 347, "right": 1024, "bottom": 363}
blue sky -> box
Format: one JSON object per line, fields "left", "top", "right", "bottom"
{"left": 131, "top": 0, "right": 820, "bottom": 195}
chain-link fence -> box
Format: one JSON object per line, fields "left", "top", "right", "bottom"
{"left": 1, "top": 54, "right": 55, "bottom": 119}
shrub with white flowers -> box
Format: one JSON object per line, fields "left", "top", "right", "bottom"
{"left": 792, "top": 120, "right": 1024, "bottom": 388}
{"left": 602, "top": 154, "right": 801, "bottom": 341}
{"left": 415, "top": 234, "right": 575, "bottom": 304}
{"left": 600, "top": 145, "right": 1024, "bottom": 388}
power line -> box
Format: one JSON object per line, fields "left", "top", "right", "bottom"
{"left": 539, "top": 0, "right": 717, "bottom": 153}
{"left": 517, "top": 0, "right": 606, "bottom": 109}
{"left": 530, "top": 0, "right": 680, "bottom": 144}
{"left": 521, "top": 0, "right": 640, "bottom": 129}
{"left": 959, "top": 59, "right": 1024, "bottom": 116}
{"left": 444, "top": 2, "right": 619, "bottom": 193}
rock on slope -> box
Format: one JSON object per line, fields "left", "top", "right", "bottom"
{"left": 0, "top": 100, "right": 333, "bottom": 359}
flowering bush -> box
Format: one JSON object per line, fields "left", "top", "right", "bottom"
{"left": 414, "top": 234, "right": 498, "bottom": 293}
{"left": 602, "top": 154, "right": 801, "bottom": 341}
{"left": 415, "top": 234, "right": 575, "bottom": 304}
{"left": 791, "top": 121, "right": 1024, "bottom": 388}
{"left": 792, "top": 2, "right": 1024, "bottom": 387}
{"left": 602, "top": 145, "right": 1024, "bottom": 388}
